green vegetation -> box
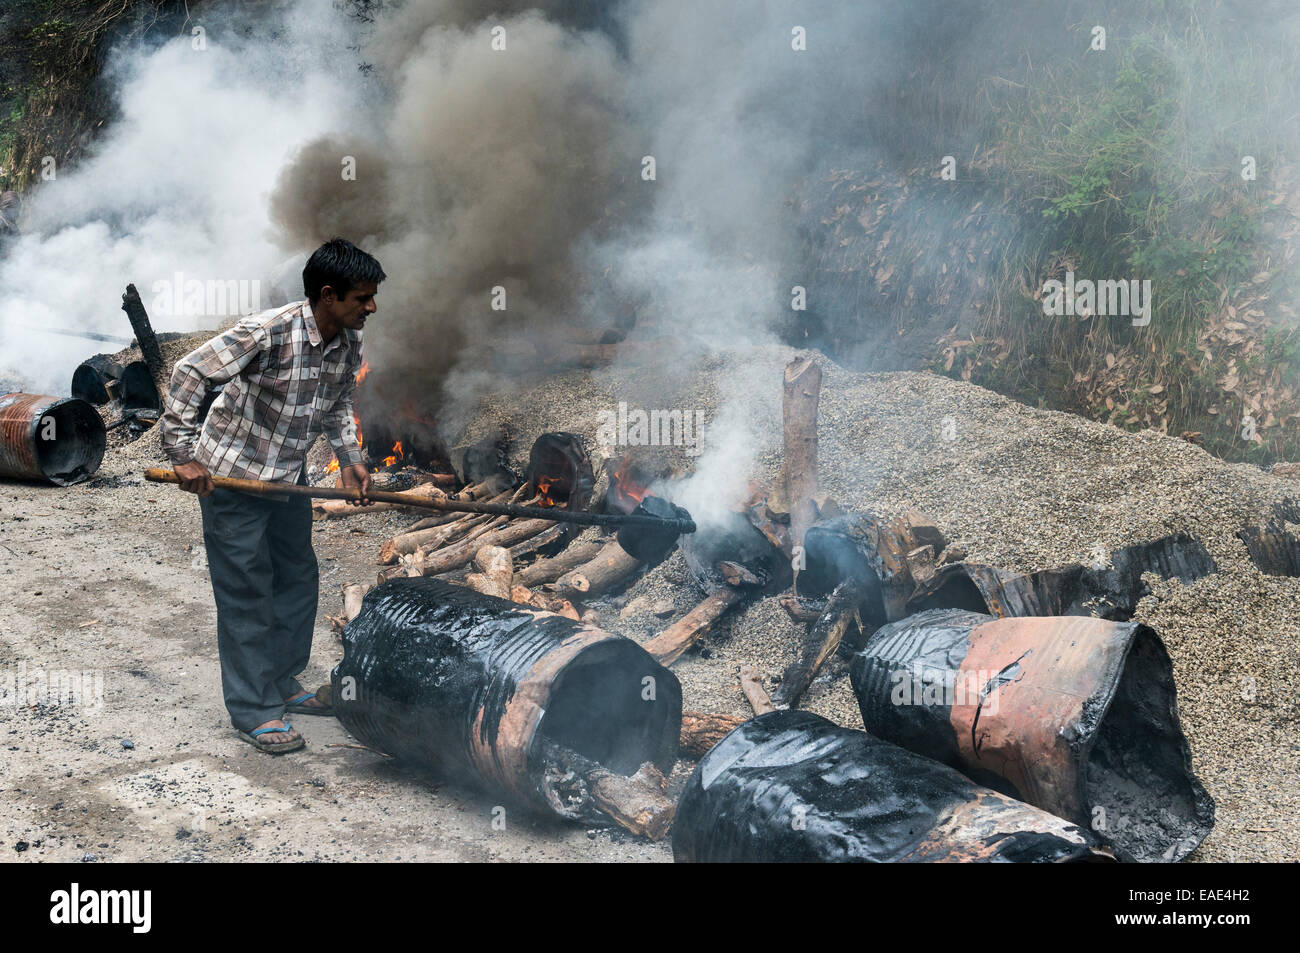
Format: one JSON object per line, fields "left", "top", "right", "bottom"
{"left": 0, "top": 1, "right": 181, "bottom": 191}
{"left": 953, "top": 9, "right": 1300, "bottom": 463}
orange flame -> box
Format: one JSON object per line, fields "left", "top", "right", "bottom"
{"left": 536, "top": 475, "right": 560, "bottom": 507}
{"left": 382, "top": 440, "right": 404, "bottom": 468}
{"left": 612, "top": 454, "right": 648, "bottom": 504}
{"left": 355, "top": 361, "right": 371, "bottom": 385}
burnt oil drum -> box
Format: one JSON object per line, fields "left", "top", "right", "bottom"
{"left": 672, "top": 709, "right": 1113, "bottom": 863}
{"left": 0, "top": 393, "right": 107, "bottom": 486}
{"left": 849, "top": 608, "right": 1214, "bottom": 862}
{"left": 332, "top": 577, "right": 682, "bottom": 816}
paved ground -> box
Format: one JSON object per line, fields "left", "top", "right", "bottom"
{"left": 0, "top": 467, "right": 668, "bottom": 862}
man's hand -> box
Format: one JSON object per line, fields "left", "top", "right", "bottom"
{"left": 174, "top": 460, "right": 215, "bottom": 496}
{"left": 339, "top": 464, "right": 372, "bottom": 505}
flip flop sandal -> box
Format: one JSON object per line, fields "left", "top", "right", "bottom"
{"left": 238, "top": 721, "right": 305, "bottom": 754}
{"left": 285, "top": 691, "right": 333, "bottom": 716}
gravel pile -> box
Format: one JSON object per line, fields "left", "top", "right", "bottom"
{"left": 458, "top": 344, "right": 1300, "bottom": 862}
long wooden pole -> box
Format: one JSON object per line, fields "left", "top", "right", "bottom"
{"left": 143, "top": 468, "right": 696, "bottom": 533}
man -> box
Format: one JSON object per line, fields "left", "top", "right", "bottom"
{"left": 161, "top": 238, "right": 383, "bottom": 753}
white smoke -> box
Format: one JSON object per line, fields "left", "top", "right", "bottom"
{"left": 0, "top": 0, "right": 366, "bottom": 394}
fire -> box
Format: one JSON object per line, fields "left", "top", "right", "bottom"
{"left": 536, "top": 475, "right": 559, "bottom": 507}
{"left": 325, "top": 364, "right": 372, "bottom": 476}
{"left": 382, "top": 440, "right": 404, "bottom": 468}
{"left": 613, "top": 455, "right": 648, "bottom": 504}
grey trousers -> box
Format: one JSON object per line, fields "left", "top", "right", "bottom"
{"left": 198, "top": 487, "right": 318, "bottom": 731}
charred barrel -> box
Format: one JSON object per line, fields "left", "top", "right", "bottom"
{"left": 849, "top": 608, "right": 1214, "bottom": 862}
{"left": 0, "top": 394, "right": 107, "bottom": 486}
{"left": 332, "top": 578, "right": 682, "bottom": 816}
{"left": 672, "top": 709, "right": 1112, "bottom": 863}
{"left": 71, "top": 355, "right": 124, "bottom": 405}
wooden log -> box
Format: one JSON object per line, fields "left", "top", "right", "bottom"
{"left": 413, "top": 514, "right": 505, "bottom": 566}
{"left": 738, "top": 664, "right": 775, "bottom": 716}
{"left": 768, "top": 355, "right": 822, "bottom": 554}
{"left": 550, "top": 538, "right": 643, "bottom": 601}
{"left": 465, "top": 545, "right": 512, "bottom": 599}
{"left": 507, "top": 523, "right": 567, "bottom": 561}
{"left": 642, "top": 588, "right": 744, "bottom": 666}
{"left": 417, "top": 518, "right": 554, "bottom": 576}
{"left": 541, "top": 741, "right": 674, "bottom": 840}
{"left": 679, "top": 711, "right": 744, "bottom": 759}
{"left": 454, "top": 473, "right": 515, "bottom": 502}
{"left": 771, "top": 580, "right": 864, "bottom": 709}
{"left": 404, "top": 489, "right": 513, "bottom": 532}
{"left": 379, "top": 510, "right": 494, "bottom": 564}
{"left": 514, "top": 537, "right": 606, "bottom": 587}
{"left": 121, "top": 283, "right": 169, "bottom": 404}
{"left": 588, "top": 763, "right": 675, "bottom": 841}
{"left": 342, "top": 583, "right": 371, "bottom": 621}
{"left": 329, "top": 581, "right": 374, "bottom": 633}
{"left": 779, "top": 593, "right": 823, "bottom": 624}
{"left": 510, "top": 584, "right": 549, "bottom": 609}
{"left": 313, "top": 480, "right": 447, "bottom": 520}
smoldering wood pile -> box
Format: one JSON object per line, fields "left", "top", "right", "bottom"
{"left": 324, "top": 354, "right": 1218, "bottom": 862}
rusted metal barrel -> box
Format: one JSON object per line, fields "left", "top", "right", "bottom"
{"left": 332, "top": 578, "right": 682, "bottom": 816}
{"left": 849, "top": 608, "right": 1214, "bottom": 862}
{"left": 672, "top": 709, "right": 1112, "bottom": 863}
{"left": 0, "top": 394, "right": 107, "bottom": 486}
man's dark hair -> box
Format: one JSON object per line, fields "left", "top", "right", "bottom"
{"left": 303, "top": 238, "right": 386, "bottom": 303}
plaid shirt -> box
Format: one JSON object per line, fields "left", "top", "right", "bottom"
{"left": 161, "top": 300, "right": 365, "bottom": 483}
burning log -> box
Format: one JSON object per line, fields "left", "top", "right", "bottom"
{"left": 679, "top": 711, "right": 745, "bottom": 759}
{"left": 738, "top": 663, "right": 775, "bottom": 716}
{"left": 514, "top": 537, "right": 606, "bottom": 587}
{"left": 671, "top": 710, "right": 1113, "bottom": 863}
{"left": 642, "top": 588, "right": 745, "bottom": 666}
{"left": 540, "top": 741, "right": 676, "bottom": 841}
{"left": 465, "top": 545, "right": 512, "bottom": 599}
{"left": 332, "top": 579, "right": 682, "bottom": 833}
{"left": 849, "top": 608, "right": 1214, "bottom": 862}
{"left": 313, "top": 480, "right": 448, "bottom": 520}
{"left": 550, "top": 537, "right": 643, "bottom": 601}
{"left": 0, "top": 394, "right": 107, "bottom": 486}
{"left": 771, "top": 579, "right": 866, "bottom": 709}
{"left": 769, "top": 356, "right": 822, "bottom": 553}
